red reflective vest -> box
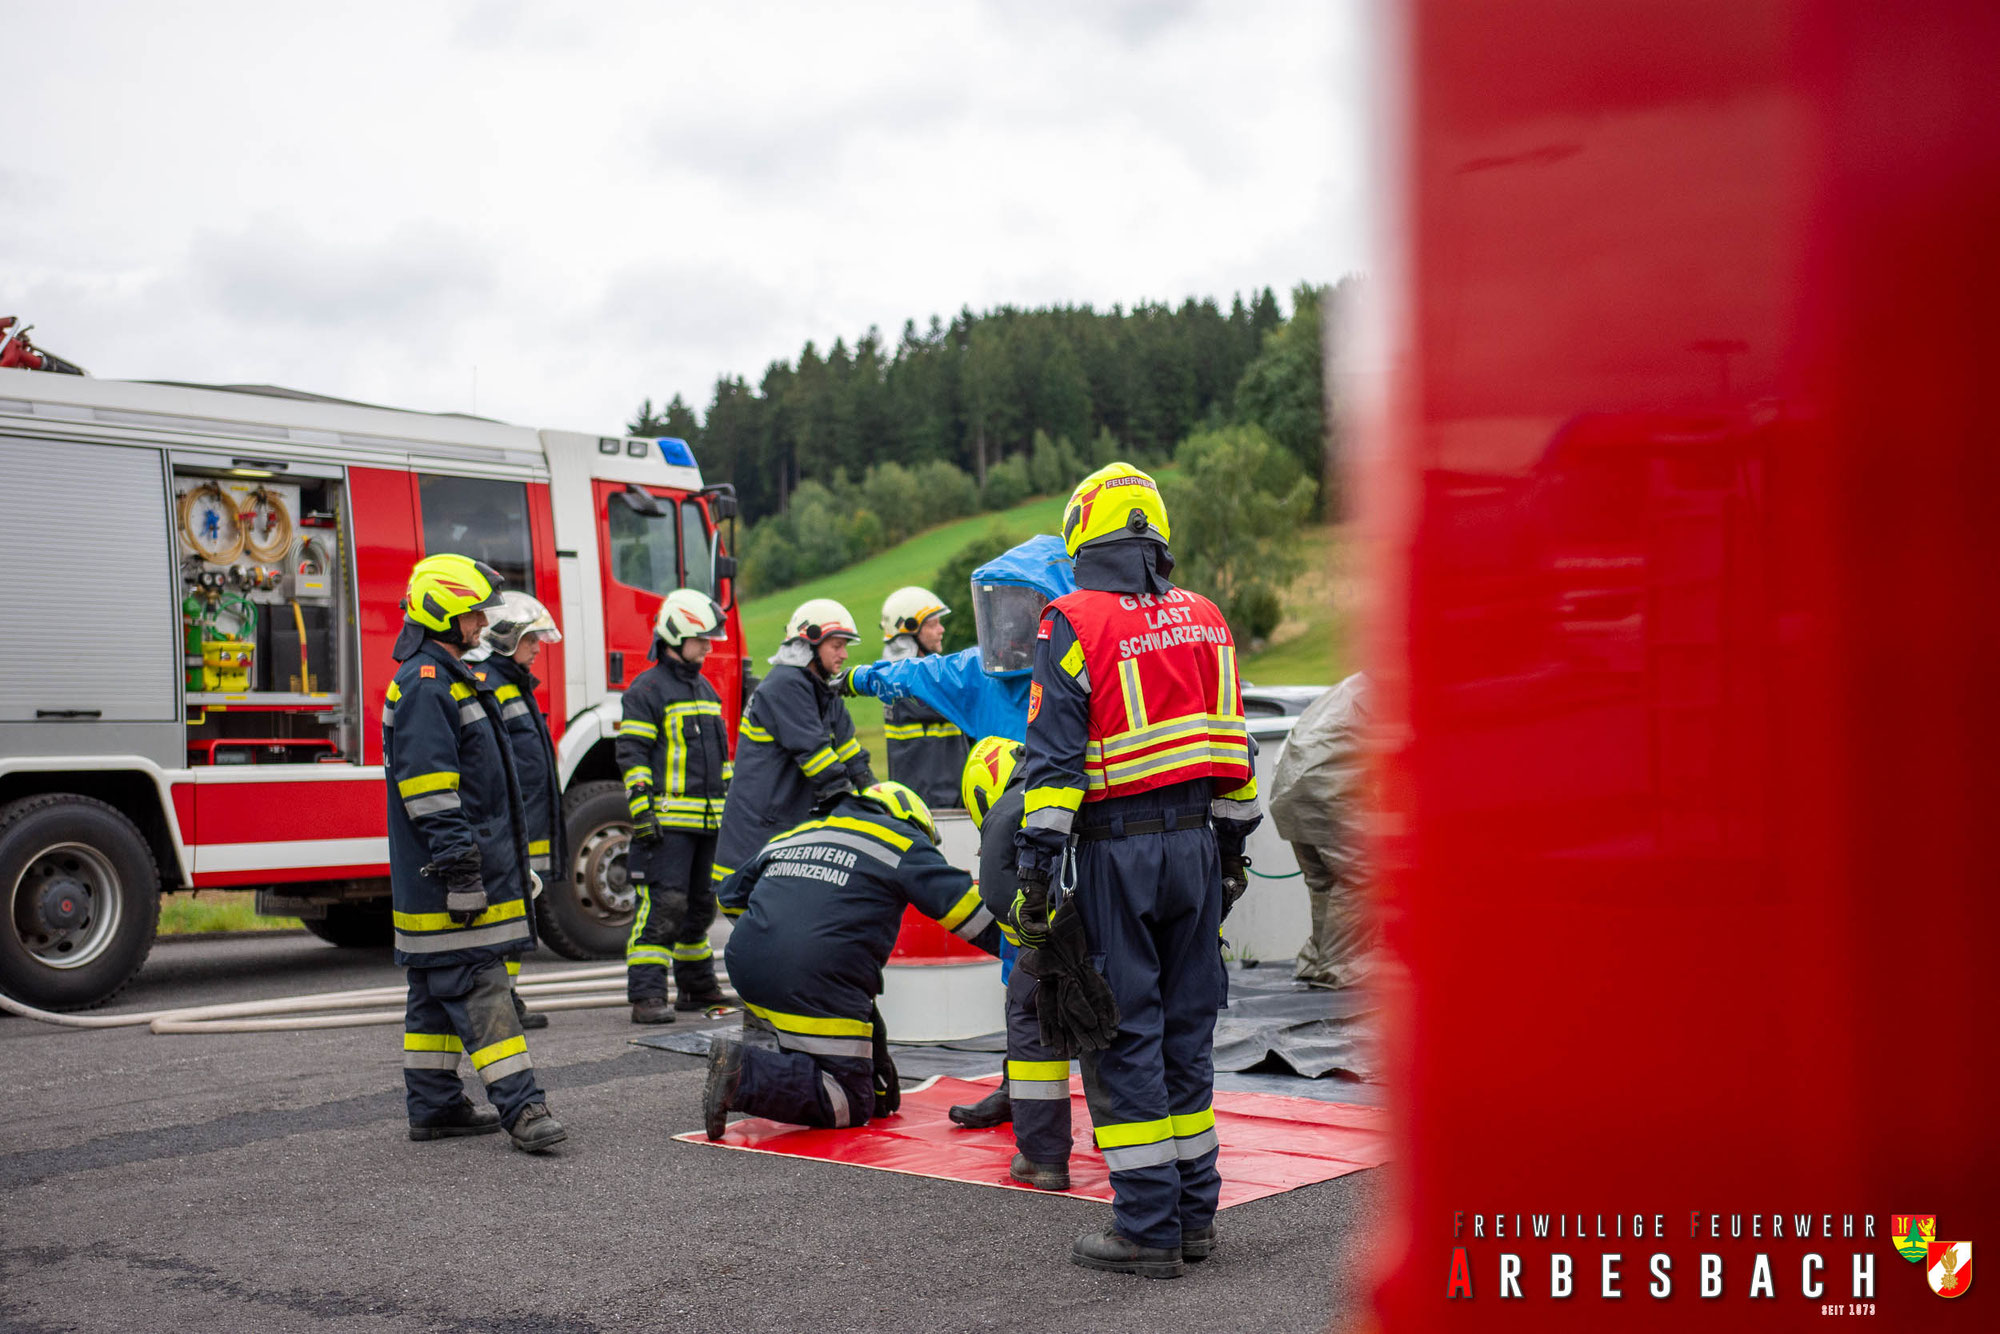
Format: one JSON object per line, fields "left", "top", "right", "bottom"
{"left": 1048, "top": 586, "right": 1252, "bottom": 801}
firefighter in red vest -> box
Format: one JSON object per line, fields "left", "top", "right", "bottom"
{"left": 1013, "top": 462, "right": 1262, "bottom": 1278}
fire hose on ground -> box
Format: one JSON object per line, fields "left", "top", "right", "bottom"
{"left": 0, "top": 963, "right": 728, "bottom": 1035}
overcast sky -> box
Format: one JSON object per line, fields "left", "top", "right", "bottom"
{"left": 2, "top": 1, "right": 1366, "bottom": 435}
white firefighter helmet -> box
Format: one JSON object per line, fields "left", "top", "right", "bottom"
{"left": 880, "top": 586, "right": 949, "bottom": 643}
{"left": 785, "top": 598, "right": 862, "bottom": 647}
{"left": 654, "top": 589, "right": 728, "bottom": 646}
{"left": 474, "top": 590, "right": 562, "bottom": 657}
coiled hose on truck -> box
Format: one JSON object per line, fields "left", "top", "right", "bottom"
{"left": 0, "top": 963, "right": 727, "bottom": 1034}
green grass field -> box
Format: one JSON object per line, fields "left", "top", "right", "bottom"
{"left": 736, "top": 499, "right": 1347, "bottom": 760}
{"left": 1235, "top": 523, "right": 1351, "bottom": 686}
{"left": 158, "top": 891, "right": 302, "bottom": 935}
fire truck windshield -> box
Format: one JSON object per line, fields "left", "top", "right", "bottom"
{"left": 609, "top": 490, "right": 680, "bottom": 593}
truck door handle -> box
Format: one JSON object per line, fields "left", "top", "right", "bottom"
{"left": 37, "top": 709, "right": 102, "bottom": 719}
{"left": 608, "top": 651, "right": 624, "bottom": 685}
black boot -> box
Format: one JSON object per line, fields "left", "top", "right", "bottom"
{"left": 1071, "top": 1228, "right": 1183, "bottom": 1279}
{"left": 703, "top": 1037, "right": 745, "bottom": 1140}
{"left": 1182, "top": 1224, "right": 1217, "bottom": 1262}
{"left": 507, "top": 1103, "right": 567, "bottom": 1153}
{"left": 675, "top": 985, "right": 729, "bottom": 1012}
{"left": 948, "top": 1086, "right": 1013, "bottom": 1128}
{"left": 408, "top": 1099, "right": 501, "bottom": 1141}
{"left": 513, "top": 990, "right": 549, "bottom": 1031}
{"left": 1008, "top": 1152, "right": 1070, "bottom": 1191}
{"left": 674, "top": 961, "right": 728, "bottom": 1011}
{"left": 631, "top": 997, "right": 676, "bottom": 1024}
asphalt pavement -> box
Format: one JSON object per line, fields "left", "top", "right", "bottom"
{"left": 0, "top": 934, "right": 1388, "bottom": 1334}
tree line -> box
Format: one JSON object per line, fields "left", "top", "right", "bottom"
{"left": 628, "top": 285, "right": 1338, "bottom": 520}
{"left": 628, "top": 280, "right": 1345, "bottom": 628}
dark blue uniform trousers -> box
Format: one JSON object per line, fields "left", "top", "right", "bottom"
{"left": 403, "top": 959, "right": 545, "bottom": 1130}
{"left": 1004, "top": 967, "right": 1076, "bottom": 1164}
{"left": 1074, "top": 822, "right": 1226, "bottom": 1250}
{"left": 627, "top": 831, "right": 720, "bottom": 1002}
{"left": 733, "top": 1044, "right": 877, "bottom": 1129}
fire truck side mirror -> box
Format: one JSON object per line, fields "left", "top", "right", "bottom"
{"left": 616, "top": 485, "right": 665, "bottom": 519}
{"left": 706, "top": 491, "right": 738, "bottom": 520}
{"left": 713, "top": 554, "right": 738, "bottom": 582}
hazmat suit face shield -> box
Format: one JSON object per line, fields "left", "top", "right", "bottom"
{"left": 972, "top": 581, "right": 1050, "bottom": 678}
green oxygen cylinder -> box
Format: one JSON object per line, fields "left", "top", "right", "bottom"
{"left": 182, "top": 593, "right": 208, "bottom": 692}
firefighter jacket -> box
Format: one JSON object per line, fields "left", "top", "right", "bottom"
{"left": 714, "top": 662, "right": 874, "bottom": 881}
{"left": 1015, "top": 543, "right": 1262, "bottom": 879}
{"left": 471, "top": 653, "right": 566, "bottom": 877}
{"left": 884, "top": 691, "right": 969, "bottom": 810}
{"left": 719, "top": 795, "right": 1002, "bottom": 1048}
{"left": 383, "top": 638, "right": 532, "bottom": 968}
{"left": 615, "top": 645, "right": 732, "bottom": 836}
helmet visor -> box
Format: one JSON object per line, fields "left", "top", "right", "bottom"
{"left": 972, "top": 581, "right": 1050, "bottom": 677}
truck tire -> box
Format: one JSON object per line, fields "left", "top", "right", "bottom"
{"left": 537, "top": 780, "right": 639, "bottom": 960}
{"left": 0, "top": 794, "right": 162, "bottom": 1010}
{"left": 301, "top": 902, "right": 392, "bottom": 949}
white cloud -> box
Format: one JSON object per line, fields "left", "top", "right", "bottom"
{"left": 0, "top": 0, "right": 1367, "bottom": 432}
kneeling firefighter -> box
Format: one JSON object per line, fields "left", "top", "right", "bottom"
{"left": 385, "top": 554, "right": 565, "bottom": 1153}
{"left": 615, "top": 590, "right": 732, "bottom": 1024}
{"left": 467, "top": 591, "right": 567, "bottom": 1032}
{"left": 874, "top": 586, "right": 968, "bottom": 808}
{"left": 711, "top": 599, "right": 874, "bottom": 889}
{"left": 704, "top": 782, "right": 1002, "bottom": 1137}
{"left": 1014, "top": 463, "right": 1262, "bottom": 1277}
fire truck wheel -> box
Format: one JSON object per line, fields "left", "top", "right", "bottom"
{"left": 301, "top": 903, "right": 392, "bottom": 949}
{"left": 0, "top": 794, "right": 162, "bottom": 1011}
{"left": 540, "top": 781, "right": 640, "bottom": 960}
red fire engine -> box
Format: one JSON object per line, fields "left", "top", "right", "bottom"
{"left": 0, "top": 365, "right": 745, "bottom": 1009}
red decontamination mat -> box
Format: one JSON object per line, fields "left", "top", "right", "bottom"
{"left": 674, "top": 1074, "right": 1390, "bottom": 1207}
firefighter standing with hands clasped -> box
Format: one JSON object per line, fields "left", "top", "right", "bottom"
{"left": 616, "top": 590, "right": 734, "bottom": 1023}
{"left": 383, "top": 555, "right": 565, "bottom": 1153}
{"left": 1013, "top": 464, "right": 1261, "bottom": 1277}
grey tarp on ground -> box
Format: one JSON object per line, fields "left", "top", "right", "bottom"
{"left": 1209, "top": 964, "right": 1377, "bottom": 1081}
{"left": 633, "top": 964, "right": 1378, "bottom": 1089}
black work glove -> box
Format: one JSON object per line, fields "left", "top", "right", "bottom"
{"left": 629, "top": 787, "right": 660, "bottom": 843}
{"left": 871, "top": 1007, "right": 900, "bottom": 1118}
{"left": 1220, "top": 855, "right": 1249, "bottom": 922}
{"left": 441, "top": 856, "right": 487, "bottom": 924}
{"left": 1021, "top": 902, "right": 1120, "bottom": 1055}
{"left": 1012, "top": 868, "right": 1051, "bottom": 948}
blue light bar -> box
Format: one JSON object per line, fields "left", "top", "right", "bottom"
{"left": 656, "top": 437, "right": 697, "bottom": 468}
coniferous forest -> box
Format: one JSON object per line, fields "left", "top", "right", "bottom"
{"left": 629, "top": 280, "right": 1344, "bottom": 612}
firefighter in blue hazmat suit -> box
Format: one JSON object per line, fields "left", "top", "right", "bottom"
{"left": 703, "top": 782, "right": 1003, "bottom": 1137}
{"left": 615, "top": 589, "right": 733, "bottom": 1024}
{"left": 959, "top": 735, "right": 1077, "bottom": 1190}
{"left": 711, "top": 599, "right": 875, "bottom": 888}
{"left": 842, "top": 535, "right": 1075, "bottom": 744}
{"left": 1014, "top": 464, "right": 1262, "bottom": 1277}
{"left": 384, "top": 555, "right": 565, "bottom": 1153}
{"left": 467, "top": 591, "right": 567, "bottom": 1032}
{"left": 875, "top": 586, "right": 969, "bottom": 808}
